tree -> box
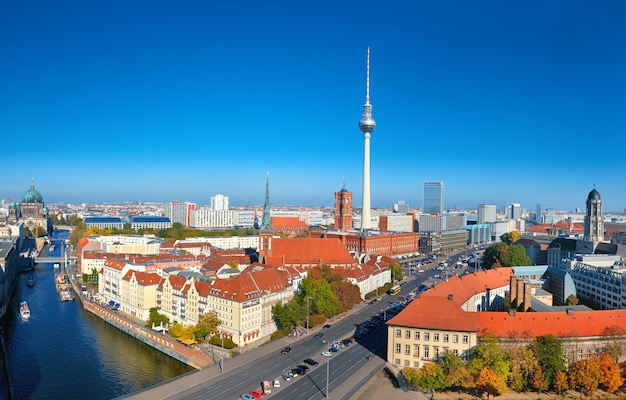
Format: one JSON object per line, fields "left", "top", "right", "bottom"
{"left": 500, "top": 231, "right": 520, "bottom": 245}
{"left": 565, "top": 294, "right": 579, "bottom": 306}
{"left": 553, "top": 370, "right": 569, "bottom": 395}
{"left": 272, "top": 302, "right": 292, "bottom": 330}
{"left": 530, "top": 334, "right": 565, "bottom": 390}
{"left": 475, "top": 366, "right": 507, "bottom": 399}
{"left": 569, "top": 357, "right": 600, "bottom": 396}
{"left": 146, "top": 307, "right": 169, "bottom": 329}
{"left": 194, "top": 310, "right": 221, "bottom": 341}
{"left": 412, "top": 362, "right": 445, "bottom": 399}
{"left": 390, "top": 261, "right": 403, "bottom": 282}
{"left": 468, "top": 334, "right": 509, "bottom": 381}
{"left": 440, "top": 351, "right": 474, "bottom": 393}
{"left": 508, "top": 347, "right": 542, "bottom": 392}
{"left": 482, "top": 242, "right": 530, "bottom": 268}
{"left": 598, "top": 352, "right": 624, "bottom": 393}
{"left": 602, "top": 325, "right": 626, "bottom": 362}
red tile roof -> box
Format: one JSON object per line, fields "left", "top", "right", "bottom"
{"left": 422, "top": 268, "right": 513, "bottom": 306}
{"left": 265, "top": 238, "right": 356, "bottom": 267}
{"left": 388, "top": 295, "right": 480, "bottom": 332}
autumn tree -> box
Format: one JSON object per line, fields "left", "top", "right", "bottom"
{"left": 569, "top": 357, "right": 600, "bottom": 396}
{"left": 508, "top": 347, "right": 543, "bottom": 392}
{"left": 411, "top": 362, "right": 445, "bottom": 400}
{"left": 565, "top": 294, "right": 579, "bottom": 306}
{"left": 194, "top": 309, "right": 221, "bottom": 341}
{"left": 440, "top": 351, "right": 474, "bottom": 393}
{"left": 475, "top": 366, "right": 507, "bottom": 399}
{"left": 598, "top": 352, "right": 624, "bottom": 393}
{"left": 530, "top": 334, "right": 565, "bottom": 390}
{"left": 500, "top": 231, "right": 520, "bottom": 245}
{"left": 602, "top": 325, "right": 626, "bottom": 362}
{"left": 553, "top": 370, "right": 569, "bottom": 395}
{"left": 468, "top": 334, "right": 510, "bottom": 382}
{"left": 169, "top": 323, "right": 196, "bottom": 342}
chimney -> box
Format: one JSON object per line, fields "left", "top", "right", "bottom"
{"left": 508, "top": 309, "right": 516, "bottom": 316}
{"left": 566, "top": 308, "right": 574, "bottom": 316}
{"left": 448, "top": 294, "right": 453, "bottom": 301}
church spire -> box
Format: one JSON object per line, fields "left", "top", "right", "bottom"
{"left": 260, "top": 172, "right": 272, "bottom": 232}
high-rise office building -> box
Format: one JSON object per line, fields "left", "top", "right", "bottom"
{"left": 509, "top": 203, "right": 521, "bottom": 220}
{"left": 423, "top": 181, "right": 444, "bottom": 214}
{"left": 210, "top": 194, "right": 229, "bottom": 211}
{"left": 393, "top": 200, "right": 409, "bottom": 214}
{"left": 477, "top": 204, "right": 496, "bottom": 224}
{"left": 535, "top": 203, "right": 542, "bottom": 222}
{"left": 359, "top": 47, "right": 376, "bottom": 230}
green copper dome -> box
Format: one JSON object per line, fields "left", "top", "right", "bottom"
{"left": 22, "top": 181, "right": 44, "bottom": 204}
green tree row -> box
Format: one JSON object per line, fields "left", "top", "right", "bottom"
{"left": 403, "top": 334, "right": 625, "bottom": 399}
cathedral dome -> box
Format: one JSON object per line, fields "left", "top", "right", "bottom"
{"left": 21, "top": 181, "right": 44, "bottom": 204}
{"left": 587, "top": 188, "right": 601, "bottom": 201}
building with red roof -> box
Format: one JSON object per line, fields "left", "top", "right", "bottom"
{"left": 387, "top": 267, "right": 626, "bottom": 370}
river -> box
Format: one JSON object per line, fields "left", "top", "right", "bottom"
{"left": 0, "top": 232, "right": 194, "bottom": 400}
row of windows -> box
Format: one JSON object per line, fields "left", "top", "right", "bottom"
{"left": 395, "top": 329, "right": 469, "bottom": 344}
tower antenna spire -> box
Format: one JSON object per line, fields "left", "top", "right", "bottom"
{"left": 366, "top": 46, "right": 371, "bottom": 104}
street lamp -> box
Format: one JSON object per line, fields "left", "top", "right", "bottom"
{"left": 306, "top": 296, "right": 311, "bottom": 334}
{"left": 220, "top": 321, "right": 225, "bottom": 373}
{"left": 322, "top": 340, "right": 330, "bottom": 398}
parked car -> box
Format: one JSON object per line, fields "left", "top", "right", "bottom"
{"left": 290, "top": 368, "right": 302, "bottom": 377}
{"left": 329, "top": 347, "right": 340, "bottom": 353}
{"left": 323, "top": 324, "right": 332, "bottom": 329}
{"left": 241, "top": 394, "right": 256, "bottom": 400}
{"left": 249, "top": 389, "right": 265, "bottom": 399}
{"left": 280, "top": 347, "right": 292, "bottom": 354}
{"left": 281, "top": 373, "right": 291, "bottom": 381}
{"left": 296, "top": 364, "right": 310, "bottom": 372}
{"left": 321, "top": 351, "right": 332, "bottom": 357}
{"left": 304, "top": 358, "right": 319, "bottom": 366}
{"left": 272, "top": 379, "right": 281, "bottom": 388}
{"left": 314, "top": 332, "right": 324, "bottom": 339}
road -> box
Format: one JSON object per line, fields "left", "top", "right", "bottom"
{"left": 123, "top": 252, "right": 468, "bottom": 400}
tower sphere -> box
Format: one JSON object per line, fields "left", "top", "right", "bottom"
{"left": 359, "top": 113, "right": 376, "bottom": 133}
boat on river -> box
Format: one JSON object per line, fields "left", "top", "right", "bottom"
{"left": 55, "top": 273, "right": 74, "bottom": 302}
{"left": 20, "top": 301, "right": 30, "bottom": 320}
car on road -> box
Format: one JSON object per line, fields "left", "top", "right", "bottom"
{"left": 323, "top": 324, "right": 332, "bottom": 329}
{"left": 296, "top": 364, "right": 310, "bottom": 372}
{"left": 321, "top": 351, "right": 332, "bottom": 357}
{"left": 314, "top": 332, "right": 324, "bottom": 339}
{"left": 329, "top": 347, "right": 340, "bottom": 353}
{"left": 272, "top": 379, "right": 281, "bottom": 388}
{"left": 304, "top": 358, "right": 319, "bottom": 366}
{"left": 281, "top": 373, "right": 291, "bottom": 381}
{"left": 240, "top": 394, "right": 255, "bottom": 400}
{"left": 249, "top": 389, "right": 265, "bottom": 398}
{"left": 280, "top": 346, "right": 292, "bottom": 354}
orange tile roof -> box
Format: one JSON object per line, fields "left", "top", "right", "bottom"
{"left": 271, "top": 216, "right": 307, "bottom": 228}
{"left": 422, "top": 268, "right": 513, "bottom": 306}
{"left": 209, "top": 266, "right": 289, "bottom": 302}
{"left": 265, "top": 238, "right": 356, "bottom": 267}
{"left": 478, "top": 309, "right": 626, "bottom": 338}
{"left": 122, "top": 270, "right": 161, "bottom": 285}
{"left": 388, "top": 295, "right": 480, "bottom": 332}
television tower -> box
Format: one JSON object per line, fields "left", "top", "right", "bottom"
{"left": 359, "top": 47, "right": 376, "bottom": 231}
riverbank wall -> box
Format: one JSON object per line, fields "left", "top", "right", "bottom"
{"left": 81, "top": 302, "right": 213, "bottom": 370}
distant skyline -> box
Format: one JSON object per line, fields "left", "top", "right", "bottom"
{"left": 1, "top": 2, "right": 625, "bottom": 212}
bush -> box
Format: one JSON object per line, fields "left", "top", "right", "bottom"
{"left": 271, "top": 330, "right": 289, "bottom": 340}
{"left": 209, "top": 335, "right": 238, "bottom": 349}
{"left": 309, "top": 314, "right": 327, "bottom": 328}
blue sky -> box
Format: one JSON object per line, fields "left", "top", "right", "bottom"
{"left": 1, "top": 1, "right": 625, "bottom": 212}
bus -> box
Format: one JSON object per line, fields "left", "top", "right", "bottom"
{"left": 389, "top": 285, "right": 401, "bottom": 296}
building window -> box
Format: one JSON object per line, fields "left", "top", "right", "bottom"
{"left": 413, "top": 361, "right": 420, "bottom": 368}
{"left": 414, "top": 345, "right": 420, "bottom": 357}
{"left": 424, "top": 332, "right": 430, "bottom": 341}
{"left": 395, "top": 358, "right": 400, "bottom": 365}
{"left": 433, "top": 333, "right": 439, "bottom": 342}
{"left": 405, "top": 345, "right": 410, "bottom": 355}
{"left": 443, "top": 333, "right": 449, "bottom": 342}
{"left": 453, "top": 334, "right": 459, "bottom": 343}
{"left": 453, "top": 349, "right": 458, "bottom": 356}
{"left": 405, "top": 330, "right": 411, "bottom": 339}
{"left": 414, "top": 331, "right": 420, "bottom": 340}
{"left": 396, "top": 329, "right": 401, "bottom": 338}
{"left": 462, "top": 335, "right": 468, "bottom": 344}
{"left": 395, "top": 343, "right": 401, "bottom": 354}
{"left": 434, "top": 346, "right": 439, "bottom": 358}
{"left": 424, "top": 346, "right": 429, "bottom": 359}
{"left": 578, "top": 349, "right": 583, "bottom": 359}
{"left": 404, "top": 359, "right": 410, "bottom": 366}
